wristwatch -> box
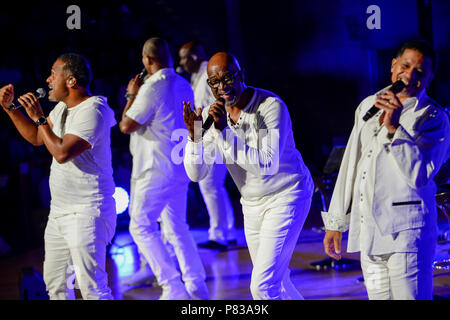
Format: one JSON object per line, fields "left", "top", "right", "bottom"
{"left": 35, "top": 116, "right": 48, "bottom": 127}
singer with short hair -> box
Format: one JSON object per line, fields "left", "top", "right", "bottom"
{"left": 321, "top": 40, "right": 450, "bottom": 299}
{"left": 183, "top": 52, "right": 314, "bottom": 300}
{"left": 0, "top": 53, "right": 117, "bottom": 299}
{"left": 119, "top": 37, "right": 209, "bottom": 300}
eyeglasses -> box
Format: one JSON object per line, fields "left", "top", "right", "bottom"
{"left": 207, "top": 70, "right": 241, "bottom": 89}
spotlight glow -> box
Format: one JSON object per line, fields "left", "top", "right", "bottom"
{"left": 113, "top": 187, "right": 129, "bottom": 215}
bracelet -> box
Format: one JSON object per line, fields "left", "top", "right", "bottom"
{"left": 125, "top": 93, "right": 136, "bottom": 100}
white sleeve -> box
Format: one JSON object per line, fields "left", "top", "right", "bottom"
{"left": 125, "top": 83, "right": 158, "bottom": 125}
{"left": 214, "top": 99, "right": 286, "bottom": 176}
{"left": 65, "top": 106, "right": 104, "bottom": 148}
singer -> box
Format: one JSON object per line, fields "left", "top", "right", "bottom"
{"left": 183, "top": 52, "right": 314, "bottom": 300}
{"left": 321, "top": 40, "right": 450, "bottom": 299}
{"left": 119, "top": 37, "right": 209, "bottom": 300}
{"left": 0, "top": 53, "right": 117, "bottom": 299}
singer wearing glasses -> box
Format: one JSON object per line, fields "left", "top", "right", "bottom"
{"left": 183, "top": 52, "right": 314, "bottom": 300}
{"left": 321, "top": 40, "right": 450, "bottom": 299}
{"left": 0, "top": 53, "right": 117, "bottom": 299}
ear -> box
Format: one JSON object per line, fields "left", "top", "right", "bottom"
{"left": 191, "top": 54, "right": 198, "bottom": 61}
{"left": 391, "top": 58, "right": 397, "bottom": 73}
{"left": 67, "top": 77, "right": 76, "bottom": 87}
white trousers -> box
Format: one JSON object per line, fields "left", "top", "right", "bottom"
{"left": 243, "top": 197, "right": 311, "bottom": 300}
{"left": 128, "top": 171, "right": 206, "bottom": 287}
{"left": 43, "top": 213, "right": 115, "bottom": 300}
{"left": 198, "top": 163, "right": 235, "bottom": 244}
{"left": 360, "top": 246, "right": 435, "bottom": 300}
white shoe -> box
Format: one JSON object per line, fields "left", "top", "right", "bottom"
{"left": 185, "top": 280, "right": 210, "bottom": 300}
{"left": 121, "top": 264, "right": 157, "bottom": 287}
{"left": 159, "top": 279, "right": 190, "bottom": 300}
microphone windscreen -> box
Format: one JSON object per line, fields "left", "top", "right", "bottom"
{"left": 390, "top": 80, "right": 406, "bottom": 94}
{"left": 36, "top": 88, "right": 46, "bottom": 99}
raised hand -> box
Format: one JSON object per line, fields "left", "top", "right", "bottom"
{"left": 18, "top": 92, "right": 45, "bottom": 122}
{"left": 183, "top": 101, "right": 202, "bottom": 140}
{"left": 0, "top": 84, "right": 14, "bottom": 110}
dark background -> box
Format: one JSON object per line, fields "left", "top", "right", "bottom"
{"left": 0, "top": 0, "right": 449, "bottom": 255}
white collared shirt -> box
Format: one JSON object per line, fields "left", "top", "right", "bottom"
{"left": 126, "top": 68, "right": 193, "bottom": 181}
{"left": 184, "top": 87, "right": 314, "bottom": 206}
{"left": 322, "top": 88, "right": 449, "bottom": 254}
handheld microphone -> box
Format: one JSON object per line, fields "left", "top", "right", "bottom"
{"left": 8, "top": 88, "right": 47, "bottom": 111}
{"left": 137, "top": 68, "right": 148, "bottom": 86}
{"left": 202, "top": 97, "right": 225, "bottom": 136}
{"left": 362, "top": 80, "right": 406, "bottom": 121}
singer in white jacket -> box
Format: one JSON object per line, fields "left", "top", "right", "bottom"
{"left": 322, "top": 40, "right": 450, "bottom": 300}
{"left": 183, "top": 52, "right": 314, "bottom": 300}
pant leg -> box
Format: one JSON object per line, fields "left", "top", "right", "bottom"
{"left": 43, "top": 216, "right": 75, "bottom": 300}
{"left": 159, "top": 182, "right": 207, "bottom": 286}
{"left": 59, "top": 213, "right": 114, "bottom": 300}
{"left": 360, "top": 253, "right": 392, "bottom": 300}
{"left": 128, "top": 172, "right": 181, "bottom": 286}
{"left": 198, "top": 163, "right": 235, "bottom": 244}
{"left": 388, "top": 250, "right": 435, "bottom": 300}
{"left": 244, "top": 198, "right": 311, "bottom": 300}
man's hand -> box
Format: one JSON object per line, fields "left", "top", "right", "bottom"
{"left": 17, "top": 92, "right": 45, "bottom": 122}
{"left": 374, "top": 90, "right": 403, "bottom": 134}
{"left": 126, "top": 74, "right": 142, "bottom": 96}
{"left": 183, "top": 101, "right": 202, "bottom": 140}
{"left": 323, "top": 230, "right": 343, "bottom": 260}
{"left": 0, "top": 84, "right": 14, "bottom": 110}
{"left": 208, "top": 99, "right": 227, "bottom": 132}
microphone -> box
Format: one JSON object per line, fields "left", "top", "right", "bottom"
{"left": 202, "top": 97, "right": 225, "bottom": 136}
{"left": 8, "top": 88, "right": 47, "bottom": 111}
{"left": 362, "top": 80, "right": 406, "bottom": 121}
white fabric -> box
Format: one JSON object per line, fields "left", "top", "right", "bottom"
{"left": 360, "top": 248, "right": 435, "bottom": 300}
{"left": 191, "top": 61, "right": 215, "bottom": 111}
{"left": 191, "top": 60, "right": 235, "bottom": 244}
{"left": 125, "top": 68, "right": 192, "bottom": 181}
{"left": 43, "top": 96, "right": 116, "bottom": 300}
{"left": 321, "top": 88, "right": 449, "bottom": 253}
{"left": 126, "top": 68, "right": 208, "bottom": 298}
{"left": 48, "top": 96, "right": 117, "bottom": 220}
{"left": 43, "top": 213, "right": 115, "bottom": 300}
{"left": 321, "top": 87, "right": 450, "bottom": 300}
{"left": 244, "top": 186, "right": 311, "bottom": 299}
{"left": 184, "top": 87, "right": 314, "bottom": 299}
{"left": 198, "top": 164, "right": 235, "bottom": 243}
{"left": 185, "top": 87, "right": 314, "bottom": 203}
{"left": 128, "top": 171, "right": 207, "bottom": 288}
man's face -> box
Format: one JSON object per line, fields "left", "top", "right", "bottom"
{"left": 391, "top": 48, "right": 434, "bottom": 98}
{"left": 46, "top": 59, "right": 70, "bottom": 102}
{"left": 207, "top": 64, "right": 244, "bottom": 107}
{"left": 178, "top": 47, "right": 197, "bottom": 74}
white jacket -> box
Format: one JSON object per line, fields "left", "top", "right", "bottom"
{"left": 322, "top": 89, "right": 450, "bottom": 238}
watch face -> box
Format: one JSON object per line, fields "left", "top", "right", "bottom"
{"left": 36, "top": 117, "right": 48, "bottom": 126}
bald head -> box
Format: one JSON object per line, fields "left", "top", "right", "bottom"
{"left": 207, "top": 52, "right": 242, "bottom": 77}
{"left": 143, "top": 37, "right": 173, "bottom": 68}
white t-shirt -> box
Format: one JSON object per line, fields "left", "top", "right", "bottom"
{"left": 125, "top": 68, "right": 194, "bottom": 181}
{"left": 48, "top": 96, "right": 116, "bottom": 220}
{"left": 191, "top": 61, "right": 215, "bottom": 110}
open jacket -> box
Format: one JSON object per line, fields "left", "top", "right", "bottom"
{"left": 322, "top": 88, "right": 450, "bottom": 239}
